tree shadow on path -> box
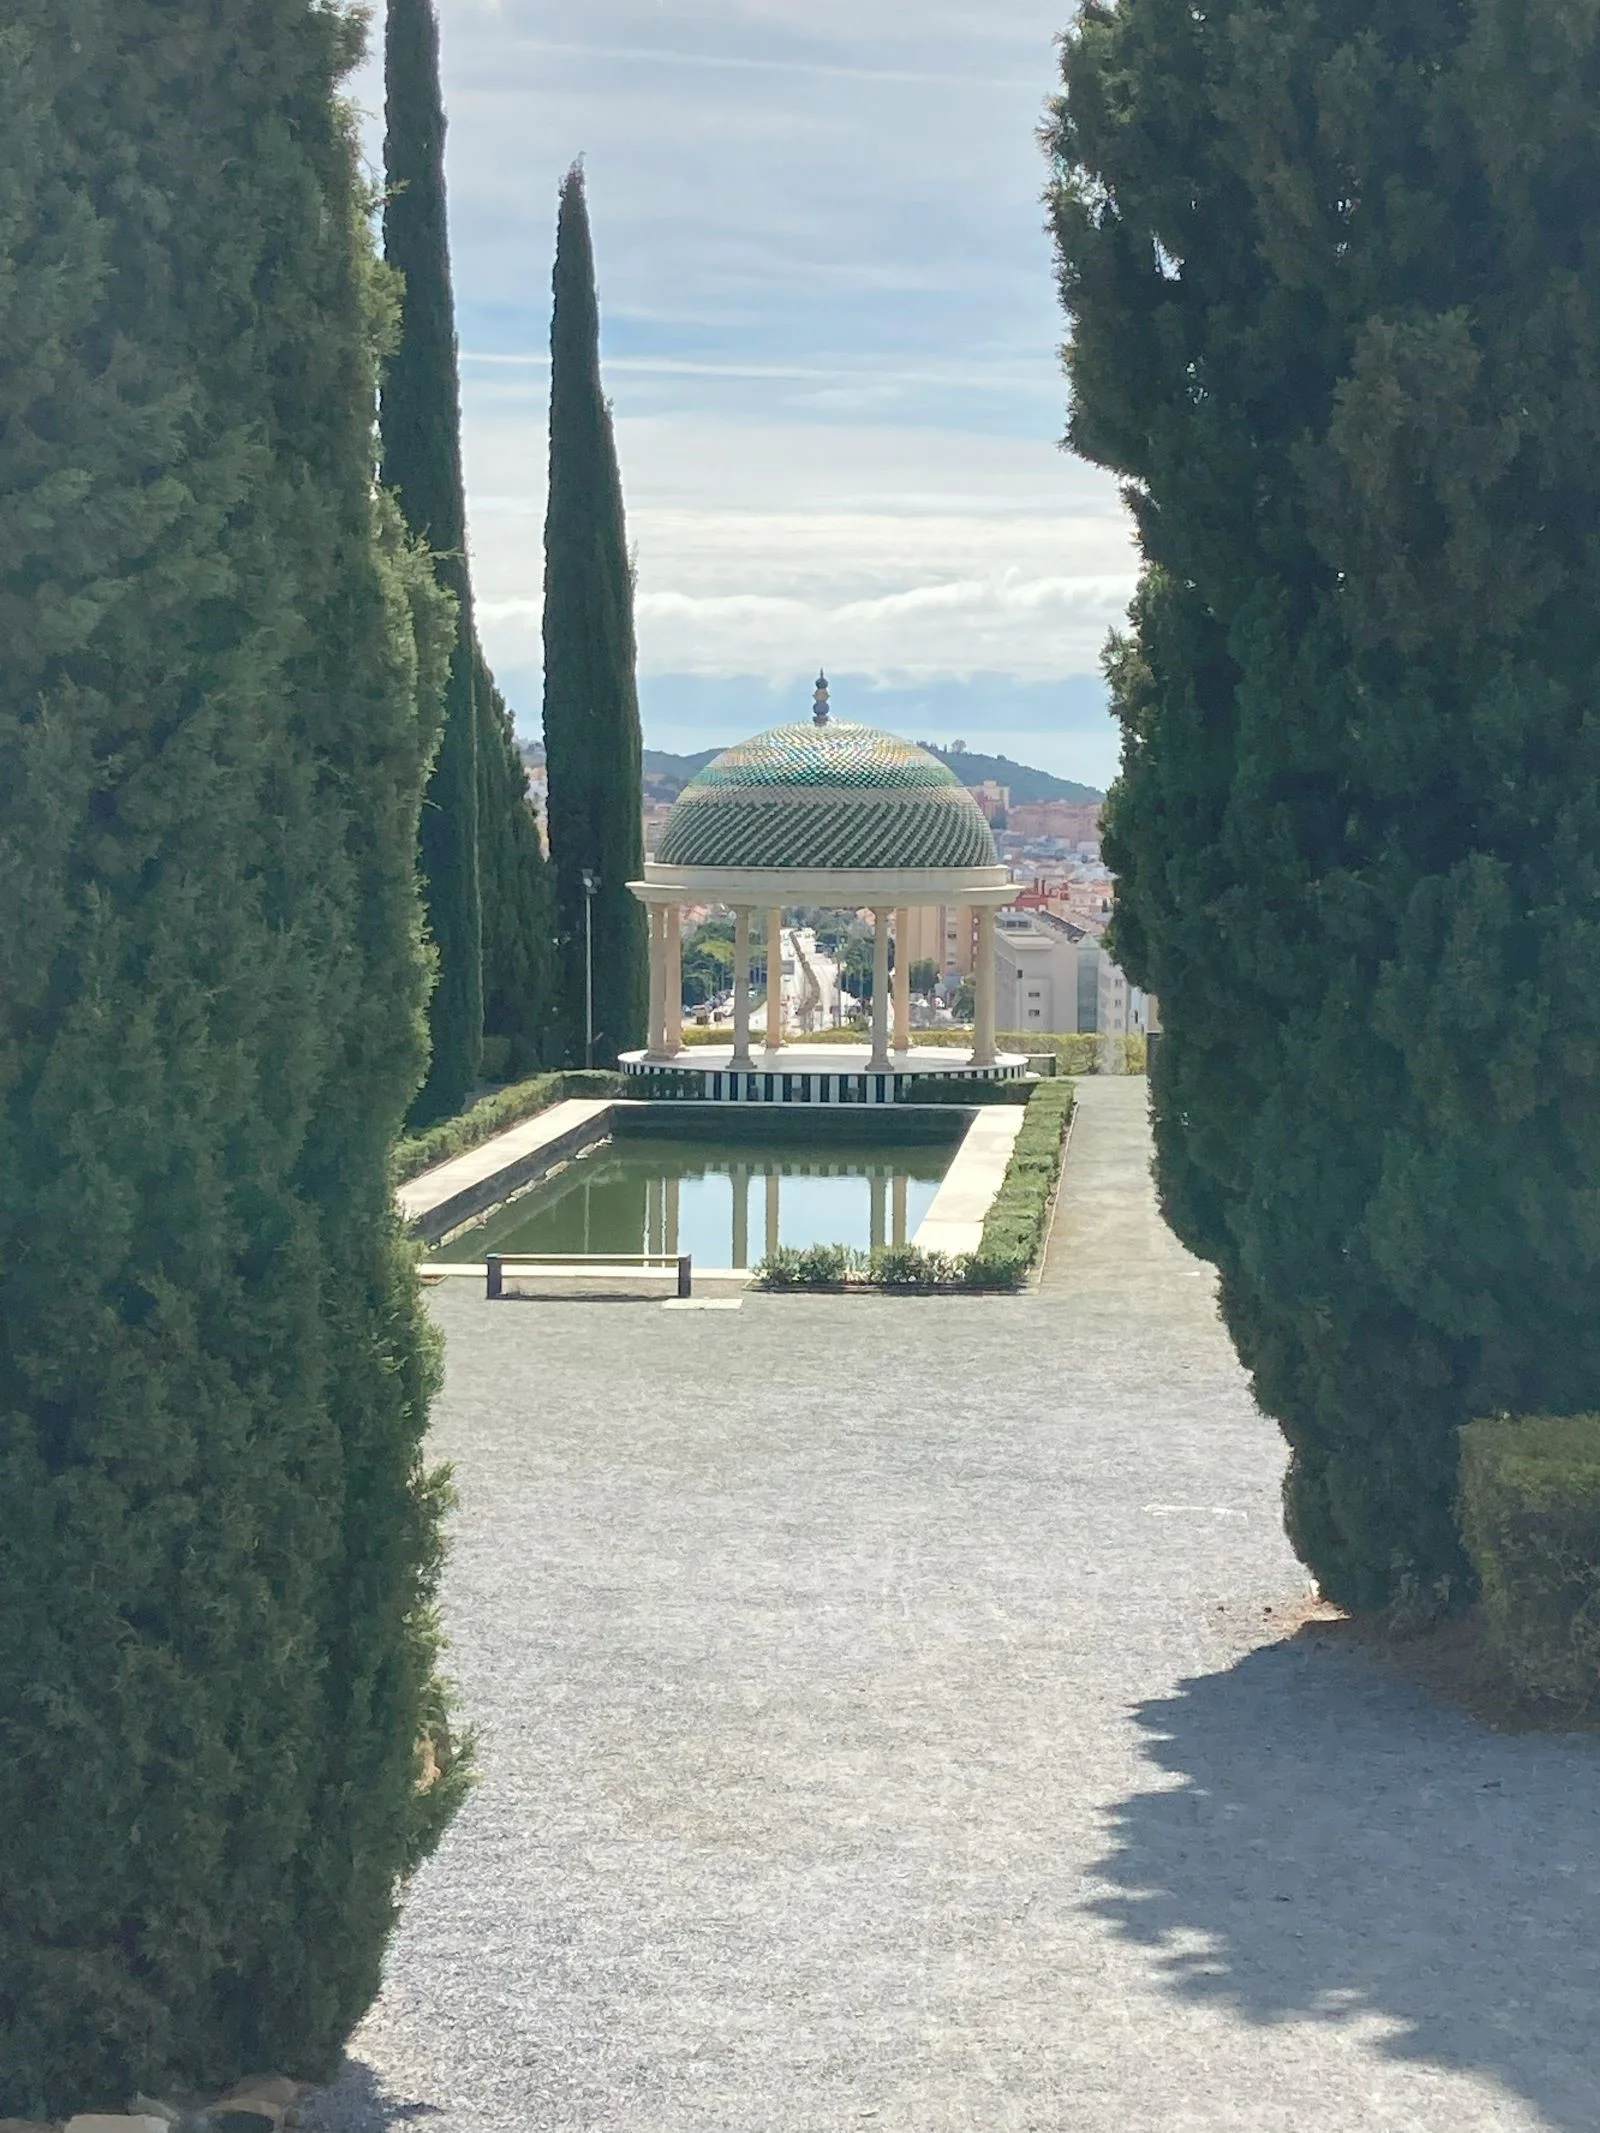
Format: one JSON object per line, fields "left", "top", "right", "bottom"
{"left": 1087, "top": 1635, "right": 1600, "bottom": 2129}
{"left": 305, "top": 2062, "right": 445, "bottom": 2132}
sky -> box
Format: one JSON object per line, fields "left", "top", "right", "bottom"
{"left": 353, "top": 1, "right": 1138, "bottom": 788}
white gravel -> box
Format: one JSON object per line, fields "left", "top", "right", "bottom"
{"left": 311, "top": 1079, "right": 1600, "bottom": 2133}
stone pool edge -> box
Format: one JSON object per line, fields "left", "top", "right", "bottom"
{"left": 399, "top": 1097, "right": 1017, "bottom": 1263}
{"left": 399, "top": 1098, "right": 626, "bottom": 1246}
{"left": 909, "top": 1107, "right": 1029, "bottom": 1260}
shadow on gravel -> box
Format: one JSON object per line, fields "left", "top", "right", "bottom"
{"left": 305, "top": 2063, "right": 445, "bottom": 2131}
{"left": 1088, "top": 1637, "right": 1600, "bottom": 2131}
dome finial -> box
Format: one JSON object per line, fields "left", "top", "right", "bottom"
{"left": 813, "top": 671, "right": 830, "bottom": 727}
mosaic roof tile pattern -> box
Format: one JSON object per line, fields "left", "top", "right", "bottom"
{"left": 658, "top": 721, "right": 1000, "bottom": 872}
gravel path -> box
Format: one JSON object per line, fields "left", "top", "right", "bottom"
{"left": 312, "top": 1078, "right": 1600, "bottom": 2132}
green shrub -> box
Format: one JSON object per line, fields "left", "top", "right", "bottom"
{"left": 394, "top": 1070, "right": 627, "bottom": 1183}
{"left": 870, "top": 1245, "right": 960, "bottom": 1288}
{"left": 897, "top": 1076, "right": 1033, "bottom": 1106}
{"left": 1459, "top": 1415, "right": 1600, "bottom": 1709}
{"left": 756, "top": 1246, "right": 804, "bottom": 1288}
{"left": 976, "top": 1079, "right": 1076, "bottom": 1273}
{"left": 960, "top": 1252, "right": 1030, "bottom": 1293}
{"left": 795, "top": 1243, "right": 863, "bottom": 1286}
{"left": 749, "top": 1080, "right": 1074, "bottom": 1295}
{"left": 754, "top": 1244, "right": 863, "bottom": 1288}
{"left": 676, "top": 1024, "right": 1141, "bottom": 1073}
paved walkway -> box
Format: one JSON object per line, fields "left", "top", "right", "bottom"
{"left": 398, "top": 1098, "right": 616, "bottom": 1242}
{"left": 314, "top": 1078, "right": 1599, "bottom": 2133}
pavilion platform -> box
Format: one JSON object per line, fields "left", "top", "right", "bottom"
{"left": 620, "top": 1041, "right": 1029, "bottom": 1106}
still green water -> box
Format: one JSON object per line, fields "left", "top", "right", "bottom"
{"left": 435, "top": 1136, "right": 953, "bottom": 1269}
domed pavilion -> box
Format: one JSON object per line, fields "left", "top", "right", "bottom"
{"left": 626, "top": 678, "right": 1024, "bottom": 1103}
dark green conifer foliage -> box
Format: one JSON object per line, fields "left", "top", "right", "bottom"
{"left": 1049, "top": 1, "right": 1600, "bottom": 1609}
{"left": 543, "top": 165, "right": 648, "bottom": 1065}
{"left": 476, "top": 644, "right": 557, "bottom": 1072}
{"left": 381, "top": 0, "right": 482, "bottom": 1121}
{"left": 0, "top": 4, "right": 465, "bottom": 2110}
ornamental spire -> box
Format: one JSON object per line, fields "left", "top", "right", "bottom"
{"left": 813, "top": 671, "right": 830, "bottom": 726}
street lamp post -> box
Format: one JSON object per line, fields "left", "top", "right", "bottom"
{"left": 581, "top": 868, "right": 598, "bottom": 1067}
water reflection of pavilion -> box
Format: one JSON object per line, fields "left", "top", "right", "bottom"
{"left": 645, "top": 1163, "right": 914, "bottom": 1265}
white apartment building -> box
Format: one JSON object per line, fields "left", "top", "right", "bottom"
{"left": 1097, "top": 953, "right": 1150, "bottom": 1037}
{"left": 994, "top": 908, "right": 1101, "bottom": 1032}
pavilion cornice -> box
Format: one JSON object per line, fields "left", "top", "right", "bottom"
{"left": 633, "top": 862, "right": 1012, "bottom": 905}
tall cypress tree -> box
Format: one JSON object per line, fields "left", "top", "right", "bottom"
{"left": 543, "top": 165, "right": 648, "bottom": 1065}
{"left": 381, "top": 0, "right": 553, "bottom": 1091}
{"left": 381, "top": 0, "right": 482, "bottom": 1122}
{"left": 476, "top": 644, "right": 557, "bottom": 1073}
{"left": 1050, "top": 0, "right": 1600, "bottom": 1610}
{"left": 0, "top": 4, "right": 464, "bottom": 2110}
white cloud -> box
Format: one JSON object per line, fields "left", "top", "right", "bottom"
{"left": 356, "top": 1, "right": 1135, "bottom": 776}
{"left": 465, "top": 407, "right": 1137, "bottom": 684}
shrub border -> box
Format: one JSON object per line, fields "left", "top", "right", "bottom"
{"left": 678, "top": 1024, "right": 1143, "bottom": 1074}
{"left": 754, "top": 1077, "right": 1075, "bottom": 1293}
{"left": 394, "top": 1070, "right": 626, "bottom": 1184}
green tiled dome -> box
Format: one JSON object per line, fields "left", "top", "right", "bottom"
{"left": 658, "top": 721, "right": 999, "bottom": 872}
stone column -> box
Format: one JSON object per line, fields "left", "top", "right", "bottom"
{"left": 892, "top": 907, "right": 911, "bottom": 1057}
{"left": 731, "top": 1165, "right": 749, "bottom": 1268}
{"left": 765, "top": 907, "right": 784, "bottom": 1053}
{"left": 732, "top": 907, "right": 753, "bottom": 1066}
{"left": 664, "top": 906, "right": 683, "bottom": 1054}
{"left": 765, "top": 1172, "right": 781, "bottom": 1260}
{"left": 973, "top": 904, "right": 998, "bottom": 1067}
{"left": 892, "top": 1173, "right": 908, "bottom": 1249}
{"left": 646, "top": 904, "right": 667, "bottom": 1057}
{"left": 665, "top": 1176, "right": 680, "bottom": 1259}
{"left": 869, "top": 907, "right": 891, "bottom": 1069}
{"left": 869, "top": 1169, "right": 887, "bottom": 1254}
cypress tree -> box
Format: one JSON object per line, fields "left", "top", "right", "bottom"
{"left": 476, "top": 644, "right": 557, "bottom": 1073}
{"left": 543, "top": 164, "right": 648, "bottom": 1066}
{"left": 0, "top": 4, "right": 465, "bottom": 2110}
{"left": 1049, "top": 0, "right": 1600, "bottom": 1610}
{"left": 381, "top": 0, "right": 482, "bottom": 1122}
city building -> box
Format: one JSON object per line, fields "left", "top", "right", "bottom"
{"left": 1004, "top": 798, "right": 1103, "bottom": 851}
{"left": 1097, "top": 954, "right": 1150, "bottom": 1038}
{"left": 995, "top": 906, "right": 1102, "bottom": 1032}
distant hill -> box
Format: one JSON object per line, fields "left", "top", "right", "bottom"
{"left": 633, "top": 742, "right": 1103, "bottom": 806}
{"left": 922, "top": 746, "right": 1102, "bottom": 806}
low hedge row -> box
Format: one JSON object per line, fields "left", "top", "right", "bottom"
{"left": 758, "top": 1243, "right": 1028, "bottom": 1294}
{"left": 1459, "top": 1413, "right": 1600, "bottom": 1710}
{"left": 679, "top": 1023, "right": 1144, "bottom": 1073}
{"left": 394, "top": 1070, "right": 626, "bottom": 1184}
{"left": 753, "top": 1076, "right": 1075, "bottom": 1293}
{"left": 977, "top": 1076, "right": 1076, "bottom": 1269}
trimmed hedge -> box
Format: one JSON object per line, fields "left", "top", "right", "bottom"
{"left": 679, "top": 1024, "right": 1144, "bottom": 1073}
{"left": 897, "top": 1077, "right": 1033, "bottom": 1106}
{"left": 754, "top": 1077, "right": 1075, "bottom": 1293}
{"left": 977, "top": 1077, "right": 1076, "bottom": 1270}
{"left": 757, "top": 1244, "right": 1025, "bottom": 1294}
{"left": 394, "top": 1070, "right": 625, "bottom": 1183}
{"left": 1459, "top": 1414, "right": 1600, "bottom": 1709}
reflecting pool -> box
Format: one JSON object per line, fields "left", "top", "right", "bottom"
{"left": 432, "top": 1135, "right": 955, "bottom": 1268}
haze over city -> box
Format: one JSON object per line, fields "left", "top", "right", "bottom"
{"left": 354, "top": 0, "right": 1137, "bottom": 787}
